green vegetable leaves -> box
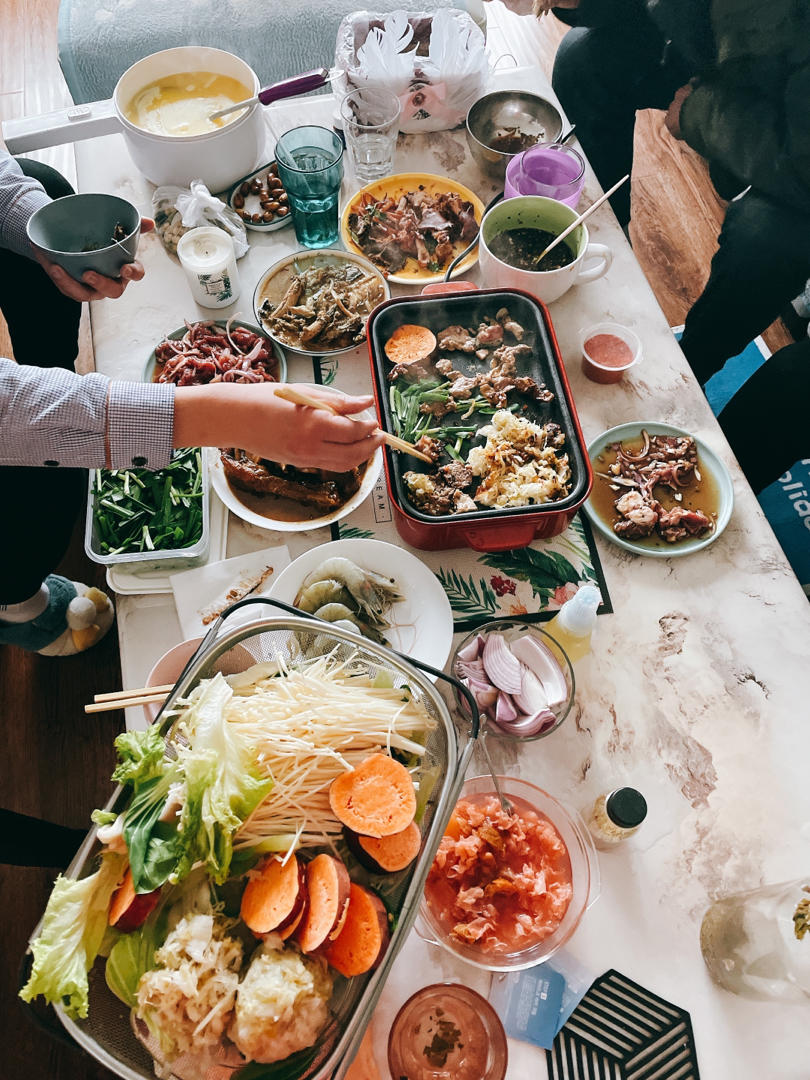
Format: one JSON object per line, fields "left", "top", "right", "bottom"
{"left": 113, "top": 677, "right": 273, "bottom": 893}
{"left": 22, "top": 677, "right": 274, "bottom": 1017}
{"left": 19, "top": 851, "right": 127, "bottom": 1019}
{"left": 105, "top": 926, "right": 158, "bottom": 1009}
{"left": 113, "top": 726, "right": 166, "bottom": 787}
{"left": 176, "top": 675, "right": 274, "bottom": 884}
{"left": 91, "top": 447, "right": 204, "bottom": 557}
{"left": 123, "top": 773, "right": 185, "bottom": 893}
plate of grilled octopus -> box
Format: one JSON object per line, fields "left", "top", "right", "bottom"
{"left": 210, "top": 387, "right": 383, "bottom": 532}
{"left": 584, "top": 421, "right": 733, "bottom": 557}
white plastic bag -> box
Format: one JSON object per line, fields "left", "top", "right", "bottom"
{"left": 334, "top": 9, "right": 489, "bottom": 133}
{"left": 151, "top": 180, "right": 249, "bottom": 258}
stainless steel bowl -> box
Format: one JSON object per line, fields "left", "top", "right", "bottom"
{"left": 465, "top": 90, "right": 563, "bottom": 180}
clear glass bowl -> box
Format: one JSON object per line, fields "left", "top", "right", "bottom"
{"left": 451, "top": 618, "right": 575, "bottom": 741}
{"left": 419, "top": 775, "right": 599, "bottom": 971}
{"left": 388, "top": 983, "right": 508, "bottom": 1080}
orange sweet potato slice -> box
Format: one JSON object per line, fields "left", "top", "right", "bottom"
{"left": 321, "top": 883, "right": 390, "bottom": 977}
{"left": 384, "top": 324, "right": 437, "bottom": 365}
{"left": 295, "top": 853, "right": 351, "bottom": 954}
{"left": 357, "top": 821, "right": 421, "bottom": 873}
{"left": 108, "top": 866, "right": 161, "bottom": 932}
{"left": 240, "top": 853, "right": 306, "bottom": 935}
{"left": 329, "top": 754, "right": 417, "bottom": 838}
{"left": 278, "top": 901, "right": 307, "bottom": 941}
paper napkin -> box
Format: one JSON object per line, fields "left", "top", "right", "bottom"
{"left": 170, "top": 545, "right": 291, "bottom": 639}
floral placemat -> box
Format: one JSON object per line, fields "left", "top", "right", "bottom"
{"left": 312, "top": 356, "right": 612, "bottom": 631}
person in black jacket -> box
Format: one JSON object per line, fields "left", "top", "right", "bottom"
{"left": 547, "top": 0, "right": 810, "bottom": 391}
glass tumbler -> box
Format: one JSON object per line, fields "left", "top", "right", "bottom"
{"left": 339, "top": 87, "right": 401, "bottom": 183}
{"left": 504, "top": 143, "right": 586, "bottom": 208}
{"left": 274, "top": 126, "right": 344, "bottom": 248}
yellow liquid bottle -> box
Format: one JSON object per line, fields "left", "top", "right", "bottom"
{"left": 545, "top": 584, "right": 601, "bottom": 664}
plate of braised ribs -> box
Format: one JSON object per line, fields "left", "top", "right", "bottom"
{"left": 584, "top": 421, "right": 733, "bottom": 557}
{"left": 210, "top": 387, "right": 383, "bottom": 532}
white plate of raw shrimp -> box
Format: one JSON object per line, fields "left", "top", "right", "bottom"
{"left": 269, "top": 538, "right": 454, "bottom": 673}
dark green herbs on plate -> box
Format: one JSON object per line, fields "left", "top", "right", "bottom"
{"left": 92, "top": 447, "right": 204, "bottom": 556}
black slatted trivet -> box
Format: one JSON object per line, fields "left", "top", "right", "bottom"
{"left": 546, "top": 969, "right": 700, "bottom": 1080}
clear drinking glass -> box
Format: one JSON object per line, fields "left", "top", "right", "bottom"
{"left": 504, "top": 143, "right": 586, "bottom": 208}
{"left": 274, "top": 126, "right": 344, "bottom": 248}
{"left": 700, "top": 878, "right": 810, "bottom": 1001}
{"left": 339, "top": 87, "right": 401, "bottom": 183}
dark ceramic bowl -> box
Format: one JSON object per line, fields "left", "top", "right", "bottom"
{"left": 26, "top": 193, "right": 141, "bottom": 281}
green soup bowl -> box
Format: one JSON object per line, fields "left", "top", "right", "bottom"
{"left": 479, "top": 195, "right": 612, "bottom": 304}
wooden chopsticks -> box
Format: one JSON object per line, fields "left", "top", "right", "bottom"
{"left": 85, "top": 684, "right": 172, "bottom": 714}
{"left": 535, "top": 173, "right": 630, "bottom": 266}
{"left": 274, "top": 384, "right": 433, "bottom": 464}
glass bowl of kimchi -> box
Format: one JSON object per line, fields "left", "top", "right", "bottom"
{"left": 420, "top": 776, "right": 599, "bottom": 971}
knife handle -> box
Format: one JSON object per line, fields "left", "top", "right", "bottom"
{"left": 258, "top": 69, "right": 329, "bottom": 106}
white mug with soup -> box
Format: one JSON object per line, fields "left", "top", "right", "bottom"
{"left": 479, "top": 196, "right": 612, "bottom": 304}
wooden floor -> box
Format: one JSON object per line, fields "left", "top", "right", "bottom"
{"left": 0, "top": 3, "right": 792, "bottom": 1078}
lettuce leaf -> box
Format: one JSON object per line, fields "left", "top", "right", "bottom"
{"left": 19, "top": 851, "right": 127, "bottom": 1019}
{"left": 105, "top": 900, "right": 169, "bottom": 1009}
{"left": 112, "top": 727, "right": 166, "bottom": 787}
{"left": 178, "top": 675, "right": 273, "bottom": 884}
{"left": 105, "top": 929, "right": 157, "bottom": 1008}
{"left": 106, "top": 676, "right": 272, "bottom": 895}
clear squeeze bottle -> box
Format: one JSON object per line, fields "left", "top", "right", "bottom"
{"left": 545, "top": 584, "right": 601, "bottom": 663}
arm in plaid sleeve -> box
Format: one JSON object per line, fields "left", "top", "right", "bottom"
{"left": 0, "top": 150, "right": 50, "bottom": 260}
{"left": 0, "top": 358, "right": 175, "bottom": 469}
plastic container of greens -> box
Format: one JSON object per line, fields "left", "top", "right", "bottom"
{"left": 84, "top": 447, "right": 210, "bottom": 570}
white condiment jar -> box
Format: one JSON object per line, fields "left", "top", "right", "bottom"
{"left": 176, "top": 226, "right": 240, "bottom": 309}
{"left": 587, "top": 787, "right": 647, "bottom": 850}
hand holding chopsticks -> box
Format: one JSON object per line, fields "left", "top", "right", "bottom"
{"left": 274, "top": 385, "right": 433, "bottom": 464}
{"left": 533, "top": 173, "right": 630, "bottom": 267}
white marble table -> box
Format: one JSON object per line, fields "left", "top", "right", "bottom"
{"left": 76, "top": 64, "right": 810, "bottom": 1080}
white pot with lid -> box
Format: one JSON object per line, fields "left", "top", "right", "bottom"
{"left": 2, "top": 46, "right": 266, "bottom": 193}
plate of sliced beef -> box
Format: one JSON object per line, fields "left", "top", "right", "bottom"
{"left": 584, "top": 421, "right": 734, "bottom": 557}
{"left": 341, "top": 173, "right": 485, "bottom": 284}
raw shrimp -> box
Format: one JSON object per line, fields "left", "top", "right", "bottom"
{"left": 308, "top": 619, "right": 358, "bottom": 656}
{"left": 301, "top": 557, "right": 402, "bottom": 624}
{"left": 313, "top": 603, "right": 386, "bottom": 644}
{"left": 294, "top": 578, "right": 353, "bottom": 614}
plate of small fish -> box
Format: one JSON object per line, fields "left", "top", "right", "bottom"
{"left": 269, "top": 538, "right": 454, "bottom": 672}
{"left": 253, "top": 249, "right": 389, "bottom": 356}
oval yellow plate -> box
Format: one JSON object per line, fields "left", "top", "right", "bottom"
{"left": 341, "top": 172, "right": 485, "bottom": 285}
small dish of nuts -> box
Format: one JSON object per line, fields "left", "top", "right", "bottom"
{"left": 226, "top": 161, "right": 293, "bottom": 232}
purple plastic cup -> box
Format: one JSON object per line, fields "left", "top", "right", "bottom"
{"left": 504, "top": 143, "right": 586, "bottom": 209}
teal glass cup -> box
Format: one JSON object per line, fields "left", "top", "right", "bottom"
{"left": 275, "top": 126, "right": 344, "bottom": 248}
